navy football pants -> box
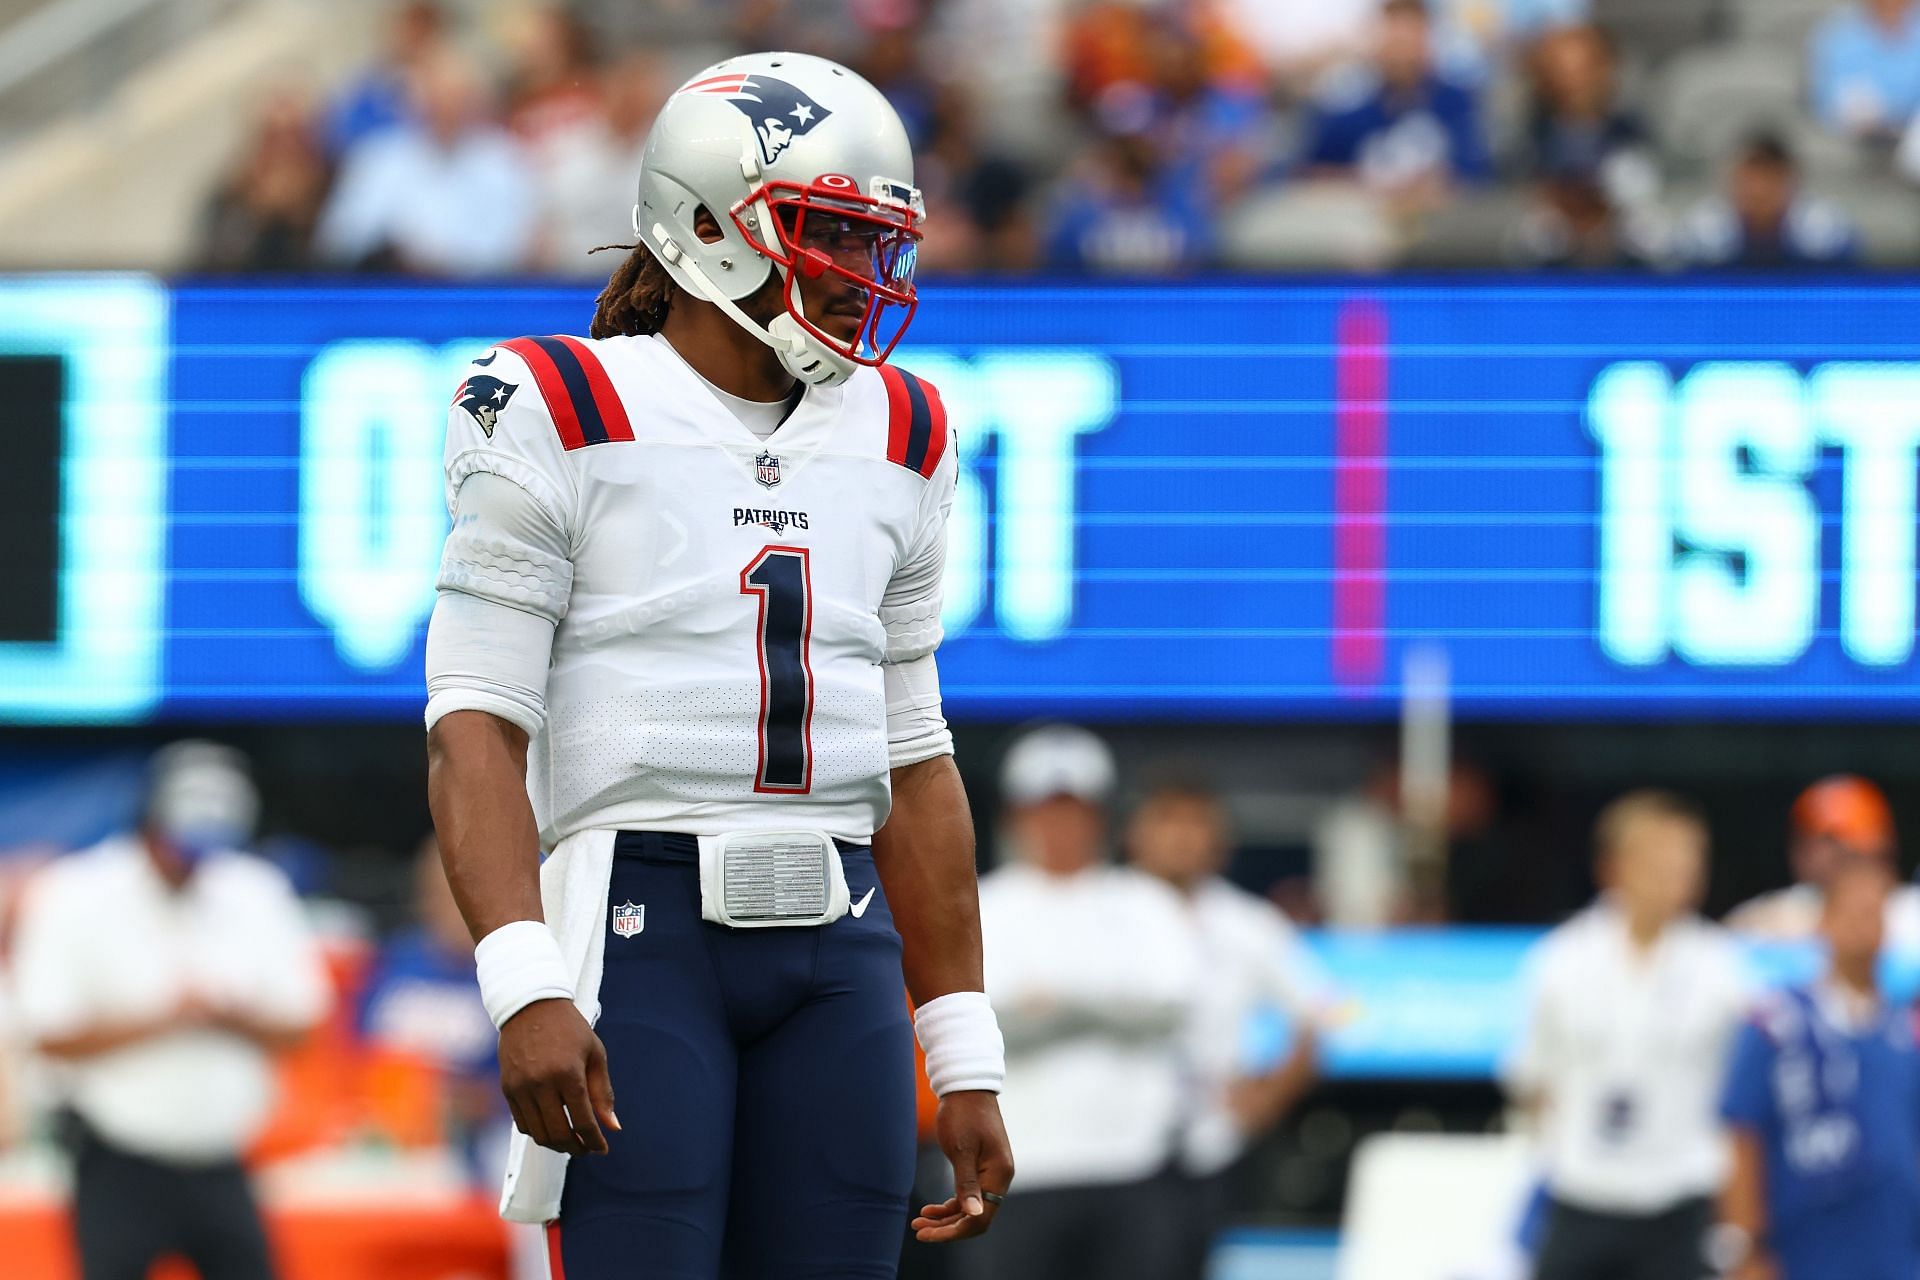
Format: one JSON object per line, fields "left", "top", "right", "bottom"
{"left": 552, "top": 832, "right": 918, "bottom": 1280}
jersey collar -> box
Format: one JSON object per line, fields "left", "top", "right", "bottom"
{"left": 646, "top": 333, "right": 846, "bottom": 484}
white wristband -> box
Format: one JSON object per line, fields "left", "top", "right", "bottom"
{"left": 914, "top": 991, "right": 1006, "bottom": 1096}
{"left": 475, "top": 920, "right": 575, "bottom": 1030}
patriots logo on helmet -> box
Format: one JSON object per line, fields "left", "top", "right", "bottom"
{"left": 680, "top": 73, "right": 832, "bottom": 167}
{"left": 452, "top": 374, "right": 517, "bottom": 437}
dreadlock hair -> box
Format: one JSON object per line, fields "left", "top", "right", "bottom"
{"left": 589, "top": 242, "right": 677, "bottom": 338}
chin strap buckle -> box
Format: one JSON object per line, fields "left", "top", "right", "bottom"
{"left": 650, "top": 223, "right": 685, "bottom": 265}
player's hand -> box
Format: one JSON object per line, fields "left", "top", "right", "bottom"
{"left": 911, "top": 1090, "right": 1013, "bottom": 1243}
{"left": 499, "top": 997, "right": 620, "bottom": 1157}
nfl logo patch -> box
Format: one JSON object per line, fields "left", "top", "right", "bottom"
{"left": 611, "top": 901, "right": 645, "bottom": 938}
{"left": 755, "top": 451, "right": 783, "bottom": 489}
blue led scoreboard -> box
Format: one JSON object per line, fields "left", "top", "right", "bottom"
{"left": 3, "top": 275, "right": 1918, "bottom": 724}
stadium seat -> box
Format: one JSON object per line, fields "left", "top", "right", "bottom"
{"left": 1591, "top": 0, "right": 1726, "bottom": 66}
{"left": 1787, "top": 118, "right": 1872, "bottom": 181}
{"left": 1403, "top": 187, "right": 1538, "bottom": 268}
{"left": 1653, "top": 43, "right": 1807, "bottom": 173}
{"left": 1728, "top": 0, "right": 1833, "bottom": 49}
{"left": 1826, "top": 176, "right": 1920, "bottom": 265}
{"left": 1218, "top": 184, "right": 1398, "bottom": 271}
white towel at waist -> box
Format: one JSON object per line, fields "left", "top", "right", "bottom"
{"left": 499, "top": 827, "right": 616, "bottom": 1223}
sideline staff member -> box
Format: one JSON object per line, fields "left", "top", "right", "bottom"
{"left": 1719, "top": 857, "right": 1920, "bottom": 1280}
{"left": 12, "top": 742, "right": 328, "bottom": 1280}
{"left": 971, "top": 726, "right": 1201, "bottom": 1280}
{"left": 1124, "top": 778, "right": 1323, "bottom": 1276}
{"left": 1506, "top": 790, "right": 1751, "bottom": 1280}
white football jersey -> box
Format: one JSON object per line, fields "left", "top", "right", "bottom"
{"left": 440, "top": 332, "right": 955, "bottom": 847}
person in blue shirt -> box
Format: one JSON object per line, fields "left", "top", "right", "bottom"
{"left": 1301, "top": 0, "right": 1490, "bottom": 199}
{"left": 315, "top": 47, "right": 537, "bottom": 277}
{"left": 1719, "top": 856, "right": 1920, "bottom": 1280}
{"left": 1141, "top": 19, "right": 1276, "bottom": 205}
{"left": 1044, "top": 107, "right": 1213, "bottom": 274}
{"left": 1810, "top": 0, "right": 1920, "bottom": 141}
{"left": 320, "top": 0, "right": 445, "bottom": 159}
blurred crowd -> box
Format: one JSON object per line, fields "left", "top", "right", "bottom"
{"left": 194, "top": 0, "right": 1920, "bottom": 278}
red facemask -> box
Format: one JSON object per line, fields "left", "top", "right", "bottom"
{"left": 731, "top": 173, "right": 923, "bottom": 367}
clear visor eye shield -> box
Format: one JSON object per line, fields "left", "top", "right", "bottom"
{"left": 636, "top": 172, "right": 924, "bottom": 377}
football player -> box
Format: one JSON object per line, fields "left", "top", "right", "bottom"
{"left": 423, "top": 51, "right": 1012, "bottom": 1279}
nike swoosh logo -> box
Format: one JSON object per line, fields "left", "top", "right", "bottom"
{"left": 473, "top": 350, "right": 497, "bottom": 366}
{"left": 850, "top": 887, "right": 876, "bottom": 918}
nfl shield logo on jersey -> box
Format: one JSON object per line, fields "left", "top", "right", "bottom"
{"left": 611, "top": 901, "right": 645, "bottom": 938}
{"left": 755, "top": 451, "right": 783, "bottom": 489}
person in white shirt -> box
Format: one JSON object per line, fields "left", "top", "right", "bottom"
{"left": 1506, "top": 790, "right": 1752, "bottom": 1280}
{"left": 315, "top": 47, "right": 537, "bottom": 276}
{"left": 12, "top": 742, "right": 329, "bottom": 1280}
{"left": 532, "top": 51, "right": 664, "bottom": 277}
{"left": 1125, "top": 777, "right": 1324, "bottom": 1279}
{"left": 969, "top": 726, "right": 1202, "bottom": 1280}
{"left": 1725, "top": 774, "right": 1920, "bottom": 949}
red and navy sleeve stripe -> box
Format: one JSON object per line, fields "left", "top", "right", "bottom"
{"left": 499, "top": 336, "right": 634, "bottom": 450}
{"left": 879, "top": 365, "right": 949, "bottom": 480}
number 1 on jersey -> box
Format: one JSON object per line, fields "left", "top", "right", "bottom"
{"left": 740, "top": 546, "right": 814, "bottom": 793}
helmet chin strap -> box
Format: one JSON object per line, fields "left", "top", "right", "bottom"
{"left": 650, "top": 222, "right": 856, "bottom": 389}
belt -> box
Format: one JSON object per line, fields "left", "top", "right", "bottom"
{"left": 611, "top": 831, "right": 871, "bottom": 863}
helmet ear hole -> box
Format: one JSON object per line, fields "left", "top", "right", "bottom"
{"left": 692, "top": 205, "right": 726, "bottom": 244}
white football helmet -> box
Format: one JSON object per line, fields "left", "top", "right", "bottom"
{"left": 633, "top": 51, "right": 925, "bottom": 387}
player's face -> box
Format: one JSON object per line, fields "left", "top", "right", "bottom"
{"left": 790, "top": 213, "right": 893, "bottom": 344}
{"left": 741, "top": 186, "right": 920, "bottom": 363}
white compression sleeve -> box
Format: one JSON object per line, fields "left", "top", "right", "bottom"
{"left": 437, "top": 472, "right": 574, "bottom": 623}
{"left": 878, "top": 451, "right": 955, "bottom": 665}
{"left": 883, "top": 653, "right": 952, "bottom": 768}
{"left": 424, "top": 591, "right": 555, "bottom": 736}
{"left": 425, "top": 473, "right": 568, "bottom": 736}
